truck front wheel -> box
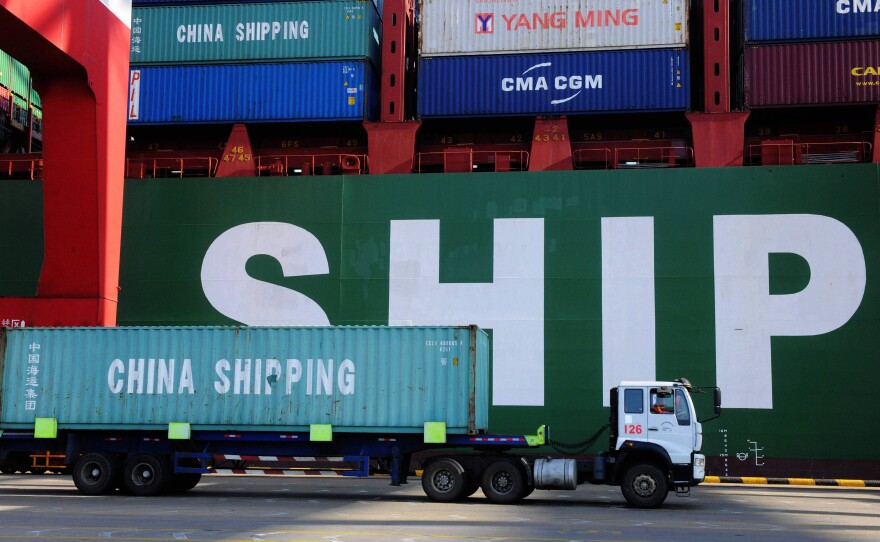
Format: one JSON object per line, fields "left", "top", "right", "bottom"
{"left": 72, "top": 453, "right": 121, "bottom": 495}
{"left": 422, "top": 458, "right": 468, "bottom": 502}
{"left": 621, "top": 463, "right": 668, "bottom": 508}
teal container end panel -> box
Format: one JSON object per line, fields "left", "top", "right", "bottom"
{"left": 131, "top": 2, "right": 381, "bottom": 66}
{"left": 0, "top": 326, "right": 485, "bottom": 434}
{"left": 474, "top": 328, "right": 489, "bottom": 431}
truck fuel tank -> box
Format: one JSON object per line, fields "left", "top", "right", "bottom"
{"left": 533, "top": 458, "right": 577, "bottom": 490}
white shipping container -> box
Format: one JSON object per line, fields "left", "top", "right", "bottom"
{"left": 418, "top": 0, "right": 688, "bottom": 57}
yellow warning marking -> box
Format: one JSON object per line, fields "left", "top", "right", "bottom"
{"left": 836, "top": 479, "right": 866, "bottom": 487}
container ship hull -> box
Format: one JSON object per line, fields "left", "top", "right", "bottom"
{"left": 2, "top": 164, "right": 878, "bottom": 480}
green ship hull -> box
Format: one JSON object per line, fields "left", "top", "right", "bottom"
{"left": 2, "top": 164, "right": 878, "bottom": 479}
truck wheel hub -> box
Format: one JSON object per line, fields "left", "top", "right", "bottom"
{"left": 491, "top": 473, "right": 513, "bottom": 493}
{"left": 633, "top": 474, "right": 657, "bottom": 496}
{"left": 433, "top": 470, "right": 453, "bottom": 491}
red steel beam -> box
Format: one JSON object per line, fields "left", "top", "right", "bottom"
{"left": 365, "top": 0, "right": 420, "bottom": 174}
{"left": 687, "top": 0, "right": 749, "bottom": 167}
{"left": 0, "top": 0, "right": 131, "bottom": 326}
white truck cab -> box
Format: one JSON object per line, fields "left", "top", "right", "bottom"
{"left": 604, "top": 378, "right": 719, "bottom": 507}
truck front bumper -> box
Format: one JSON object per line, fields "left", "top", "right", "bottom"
{"left": 692, "top": 453, "right": 706, "bottom": 484}
{"left": 673, "top": 453, "right": 706, "bottom": 487}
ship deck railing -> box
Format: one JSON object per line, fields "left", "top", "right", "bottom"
{"left": 0, "top": 153, "right": 43, "bottom": 180}
{"left": 573, "top": 145, "right": 695, "bottom": 170}
{"left": 255, "top": 152, "right": 368, "bottom": 176}
{"left": 745, "top": 140, "right": 873, "bottom": 166}
{"left": 414, "top": 149, "right": 530, "bottom": 173}
{"left": 126, "top": 156, "right": 219, "bottom": 179}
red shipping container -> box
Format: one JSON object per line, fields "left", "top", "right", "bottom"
{"left": 744, "top": 40, "right": 880, "bottom": 107}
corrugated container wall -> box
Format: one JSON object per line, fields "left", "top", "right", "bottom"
{"left": 417, "top": 49, "right": 689, "bottom": 118}
{"left": 744, "top": 40, "right": 880, "bottom": 107}
{"left": 128, "top": 61, "right": 379, "bottom": 123}
{"left": 0, "top": 326, "right": 489, "bottom": 434}
{"left": 418, "top": 0, "right": 688, "bottom": 57}
{"left": 131, "top": 0, "right": 384, "bottom": 15}
{"left": 131, "top": 1, "right": 381, "bottom": 66}
{"left": 0, "top": 49, "right": 33, "bottom": 102}
{"left": 742, "top": 0, "right": 880, "bottom": 43}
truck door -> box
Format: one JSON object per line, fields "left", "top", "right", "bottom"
{"left": 646, "top": 387, "right": 693, "bottom": 464}
{"left": 618, "top": 387, "right": 649, "bottom": 446}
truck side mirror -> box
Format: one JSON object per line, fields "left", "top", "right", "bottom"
{"left": 714, "top": 388, "right": 722, "bottom": 415}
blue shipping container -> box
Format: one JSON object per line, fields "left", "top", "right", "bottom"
{"left": 417, "top": 49, "right": 690, "bottom": 118}
{"left": 743, "top": 0, "right": 880, "bottom": 43}
{"left": 0, "top": 326, "right": 488, "bottom": 434}
{"left": 128, "top": 61, "right": 379, "bottom": 124}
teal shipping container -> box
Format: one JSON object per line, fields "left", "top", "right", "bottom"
{"left": 130, "top": 1, "right": 382, "bottom": 66}
{"left": 0, "top": 49, "right": 34, "bottom": 102}
{"left": 0, "top": 326, "right": 488, "bottom": 434}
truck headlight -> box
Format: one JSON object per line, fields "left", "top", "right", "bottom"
{"left": 694, "top": 456, "right": 705, "bottom": 467}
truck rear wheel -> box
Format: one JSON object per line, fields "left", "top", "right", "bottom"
{"left": 123, "top": 454, "right": 169, "bottom": 496}
{"left": 480, "top": 459, "right": 527, "bottom": 504}
{"left": 72, "top": 453, "right": 121, "bottom": 495}
{"left": 422, "top": 458, "right": 468, "bottom": 502}
{"left": 621, "top": 463, "right": 668, "bottom": 508}
{"left": 168, "top": 472, "right": 202, "bottom": 493}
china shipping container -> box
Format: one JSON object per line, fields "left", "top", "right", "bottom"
{"left": 0, "top": 326, "right": 488, "bottom": 434}
{"left": 417, "top": 49, "right": 689, "bottom": 118}
{"left": 127, "top": 61, "right": 379, "bottom": 123}
{"left": 741, "top": 0, "right": 880, "bottom": 44}
{"left": 131, "top": 1, "right": 381, "bottom": 66}
{"left": 132, "top": 0, "right": 384, "bottom": 13}
{"left": 743, "top": 40, "right": 880, "bottom": 107}
{"left": 418, "top": 0, "right": 688, "bottom": 57}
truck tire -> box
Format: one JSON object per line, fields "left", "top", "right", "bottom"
{"left": 462, "top": 474, "right": 481, "bottom": 498}
{"left": 421, "top": 458, "right": 468, "bottom": 502}
{"left": 72, "top": 453, "right": 121, "bottom": 495}
{"left": 621, "top": 463, "right": 668, "bottom": 508}
{"left": 167, "top": 457, "right": 202, "bottom": 493}
{"left": 168, "top": 472, "right": 202, "bottom": 493}
{"left": 480, "top": 459, "right": 527, "bottom": 504}
{"left": 123, "top": 454, "right": 169, "bottom": 496}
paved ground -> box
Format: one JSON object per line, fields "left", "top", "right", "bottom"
{"left": 0, "top": 473, "right": 878, "bottom": 541}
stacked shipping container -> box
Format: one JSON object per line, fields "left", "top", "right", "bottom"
{"left": 741, "top": 0, "right": 880, "bottom": 107}
{"left": 128, "top": 1, "right": 382, "bottom": 123}
{"left": 0, "top": 49, "right": 42, "bottom": 146}
{"left": 416, "top": 0, "right": 691, "bottom": 118}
